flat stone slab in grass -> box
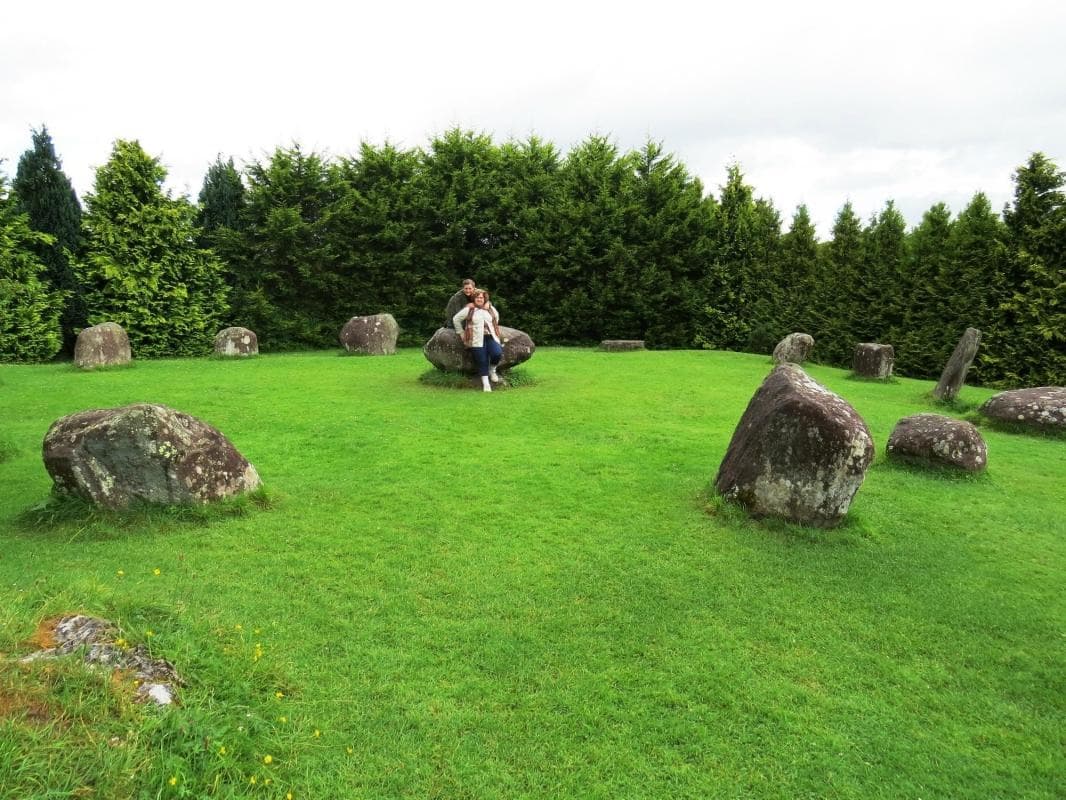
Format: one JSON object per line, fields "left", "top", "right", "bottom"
{"left": 214, "top": 326, "right": 258, "bottom": 357}
{"left": 21, "top": 614, "right": 181, "bottom": 705}
{"left": 600, "top": 340, "right": 645, "bottom": 352}
{"left": 74, "top": 322, "right": 131, "bottom": 369}
{"left": 979, "top": 387, "right": 1066, "bottom": 432}
{"left": 340, "top": 314, "right": 399, "bottom": 355}
{"left": 886, "top": 413, "right": 987, "bottom": 472}
{"left": 43, "top": 403, "right": 261, "bottom": 509}
{"left": 933, "top": 327, "right": 981, "bottom": 401}
{"left": 853, "top": 343, "right": 895, "bottom": 379}
{"left": 714, "top": 363, "right": 875, "bottom": 527}
{"left": 423, "top": 327, "right": 535, "bottom": 375}
{"left": 772, "top": 333, "right": 814, "bottom": 365}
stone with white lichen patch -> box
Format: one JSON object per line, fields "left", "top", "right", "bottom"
{"left": 887, "top": 413, "right": 987, "bottom": 471}
{"left": 979, "top": 387, "right": 1066, "bottom": 432}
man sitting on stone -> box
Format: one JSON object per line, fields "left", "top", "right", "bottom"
{"left": 444, "top": 278, "right": 477, "bottom": 328}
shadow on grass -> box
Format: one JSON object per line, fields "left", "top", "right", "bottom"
{"left": 844, "top": 373, "right": 901, "bottom": 385}
{"left": 418, "top": 367, "right": 537, "bottom": 390}
{"left": 698, "top": 490, "right": 871, "bottom": 546}
{"left": 872, "top": 458, "right": 991, "bottom": 482}
{"left": 11, "top": 486, "right": 274, "bottom": 541}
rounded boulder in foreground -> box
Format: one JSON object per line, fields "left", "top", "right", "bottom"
{"left": 42, "top": 403, "right": 261, "bottom": 509}
{"left": 214, "top": 327, "right": 259, "bottom": 357}
{"left": 886, "top": 413, "right": 987, "bottom": 472}
{"left": 74, "top": 322, "right": 131, "bottom": 370}
{"left": 340, "top": 314, "right": 399, "bottom": 355}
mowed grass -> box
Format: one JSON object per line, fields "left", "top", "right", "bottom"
{"left": 0, "top": 348, "right": 1063, "bottom": 799}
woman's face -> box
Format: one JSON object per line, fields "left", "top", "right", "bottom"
{"left": 474, "top": 294, "right": 487, "bottom": 307}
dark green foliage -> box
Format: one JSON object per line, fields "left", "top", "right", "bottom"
{"left": 858, "top": 201, "right": 907, "bottom": 343}
{"left": 12, "top": 126, "right": 87, "bottom": 353}
{"left": 0, "top": 174, "right": 65, "bottom": 362}
{"left": 811, "top": 202, "right": 864, "bottom": 365}
{"left": 76, "top": 140, "right": 229, "bottom": 357}
{"left": 196, "top": 155, "right": 246, "bottom": 242}
{"left": 775, "top": 205, "right": 820, "bottom": 339}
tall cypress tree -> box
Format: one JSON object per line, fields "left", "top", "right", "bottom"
{"left": 776, "top": 205, "right": 820, "bottom": 339}
{"left": 77, "top": 140, "right": 229, "bottom": 357}
{"left": 12, "top": 126, "right": 86, "bottom": 353}
{"left": 812, "top": 202, "right": 865, "bottom": 365}
{"left": 0, "top": 174, "right": 65, "bottom": 362}
{"left": 896, "top": 202, "right": 955, "bottom": 378}
{"left": 196, "top": 155, "right": 246, "bottom": 244}
{"left": 858, "top": 201, "right": 908, "bottom": 345}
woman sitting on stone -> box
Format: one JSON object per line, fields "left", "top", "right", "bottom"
{"left": 452, "top": 289, "right": 503, "bottom": 392}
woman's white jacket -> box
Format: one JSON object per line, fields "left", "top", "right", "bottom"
{"left": 452, "top": 305, "right": 501, "bottom": 348}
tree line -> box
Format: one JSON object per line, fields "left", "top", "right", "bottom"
{"left": 1, "top": 127, "right": 1063, "bottom": 387}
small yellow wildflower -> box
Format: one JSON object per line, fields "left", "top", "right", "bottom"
{"left": 114, "top": 638, "right": 128, "bottom": 649}
{"left": 116, "top": 570, "right": 125, "bottom": 577}
{"left": 234, "top": 623, "right": 243, "bottom": 631}
{"left": 346, "top": 746, "right": 354, "bottom": 755}
{"left": 263, "top": 755, "right": 273, "bottom": 765}
{"left": 153, "top": 568, "right": 161, "bottom": 576}
{"left": 274, "top": 691, "right": 284, "bottom": 699}
{"left": 265, "top": 779, "right": 272, "bottom": 786}
{"left": 287, "top": 793, "right": 294, "bottom": 800}
{"left": 249, "top": 776, "right": 257, "bottom": 785}
{"left": 218, "top": 746, "right": 227, "bottom": 756}
{"left": 278, "top": 716, "right": 287, "bottom": 723}
{"left": 146, "top": 630, "right": 155, "bottom": 638}
{"left": 313, "top": 729, "right": 321, "bottom": 739}
{"left": 168, "top": 776, "right": 177, "bottom": 786}
{"left": 254, "top": 628, "right": 261, "bottom": 634}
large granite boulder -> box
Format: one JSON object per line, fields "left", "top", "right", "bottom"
{"left": 933, "top": 327, "right": 981, "bottom": 401}
{"left": 74, "top": 322, "right": 131, "bottom": 370}
{"left": 772, "top": 333, "right": 814, "bottom": 365}
{"left": 340, "top": 314, "right": 399, "bottom": 355}
{"left": 714, "top": 364, "right": 875, "bottom": 527}
{"left": 43, "top": 403, "right": 261, "bottom": 509}
{"left": 214, "top": 327, "right": 258, "bottom": 357}
{"left": 979, "top": 387, "right": 1066, "bottom": 432}
{"left": 423, "top": 327, "right": 535, "bottom": 375}
{"left": 853, "top": 343, "right": 894, "bottom": 379}
{"left": 886, "top": 414, "right": 987, "bottom": 471}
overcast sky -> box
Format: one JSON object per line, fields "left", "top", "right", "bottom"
{"left": 3, "top": 0, "right": 1064, "bottom": 238}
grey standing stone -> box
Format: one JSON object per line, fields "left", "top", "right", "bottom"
{"left": 772, "top": 333, "right": 815, "bottom": 365}
{"left": 714, "top": 364, "right": 875, "bottom": 527}
{"left": 74, "top": 322, "right": 131, "bottom": 370}
{"left": 340, "top": 314, "right": 399, "bottom": 355}
{"left": 886, "top": 414, "right": 987, "bottom": 471}
{"left": 852, "top": 343, "right": 895, "bottom": 379}
{"left": 979, "top": 387, "right": 1066, "bottom": 432}
{"left": 423, "top": 327, "right": 535, "bottom": 375}
{"left": 933, "top": 328, "right": 981, "bottom": 401}
{"left": 214, "top": 327, "right": 258, "bottom": 357}
{"left": 42, "top": 403, "right": 261, "bottom": 509}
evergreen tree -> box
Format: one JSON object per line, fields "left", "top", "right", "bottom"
{"left": 0, "top": 174, "right": 65, "bottom": 362}
{"left": 776, "top": 205, "right": 820, "bottom": 339}
{"left": 196, "top": 155, "right": 246, "bottom": 243}
{"left": 997, "top": 152, "right": 1066, "bottom": 384}
{"left": 812, "top": 202, "right": 864, "bottom": 365}
{"left": 858, "top": 201, "right": 908, "bottom": 344}
{"left": 77, "top": 140, "right": 229, "bottom": 357}
{"left": 896, "top": 202, "right": 955, "bottom": 377}
{"left": 12, "top": 126, "right": 86, "bottom": 353}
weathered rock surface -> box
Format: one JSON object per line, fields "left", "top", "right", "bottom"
{"left": 853, "top": 343, "right": 895, "bottom": 379}
{"left": 214, "top": 326, "right": 258, "bottom": 357}
{"left": 772, "top": 333, "right": 815, "bottom": 365}
{"left": 43, "top": 403, "right": 261, "bottom": 509}
{"left": 886, "top": 414, "right": 987, "bottom": 471}
{"left": 20, "top": 614, "right": 181, "bottom": 705}
{"left": 340, "top": 314, "right": 399, "bottom": 355}
{"left": 933, "top": 327, "right": 981, "bottom": 401}
{"left": 600, "top": 340, "right": 645, "bottom": 352}
{"left": 74, "top": 322, "right": 131, "bottom": 370}
{"left": 423, "top": 327, "right": 535, "bottom": 375}
{"left": 714, "top": 364, "right": 875, "bottom": 527}
{"left": 979, "top": 387, "right": 1066, "bottom": 432}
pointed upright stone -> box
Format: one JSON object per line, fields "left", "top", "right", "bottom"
{"left": 933, "top": 328, "right": 981, "bottom": 401}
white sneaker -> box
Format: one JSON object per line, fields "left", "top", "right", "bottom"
{"left": 481, "top": 376, "right": 492, "bottom": 392}
{"left": 489, "top": 367, "right": 500, "bottom": 383}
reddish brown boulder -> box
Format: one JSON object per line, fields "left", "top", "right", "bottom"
{"left": 886, "top": 414, "right": 987, "bottom": 471}
{"left": 74, "top": 322, "right": 131, "bottom": 369}
{"left": 340, "top": 314, "right": 399, "bottom": 355}
{"left": 714, "top": 364, "right": 875, "bottom": 527}
{"left": 43, "top": 403, "right": 261, "bottom": 509}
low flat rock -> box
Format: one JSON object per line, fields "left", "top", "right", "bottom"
{"left": 214, "top": 326, "right": 258, "bottom": 357}
{"left": 886, "top": 413, "right": 987, "bottom": 471}
{"left": 74, "top": 322, "right": 131, "bottom": 369}
{"left": 600, "top": 340, "right": 645, "bottom": 352}
{"left": 772, "top": 333, "right": 814, "bottom": 365}
{"left": 340, "top": 314, "right": 399, "bottom": 355}
{"left": 979, "top": 387, "right": 1066, "bottom": 432}
{"left": 714, "top": 364, "right": 875, "bottom": 527}
{"left": 853, "top": 343, "right": 895, "bottom": 379}
{"left": 423, "top": 327, "right": 535, "bottom": 375}
{"left": 43, "top": 403, "right": 261, "bottom": 509}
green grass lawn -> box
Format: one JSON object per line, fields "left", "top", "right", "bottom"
{"left": 1, "top": 348, "right": 1063, "bottom": 799}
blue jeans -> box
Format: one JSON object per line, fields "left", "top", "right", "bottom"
{"left": 471, "top": 338, "right": 503, "bottom": 377}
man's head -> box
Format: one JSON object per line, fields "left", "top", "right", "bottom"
{"left": 462, "top": 278, "right": 475, "bottom": 297}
